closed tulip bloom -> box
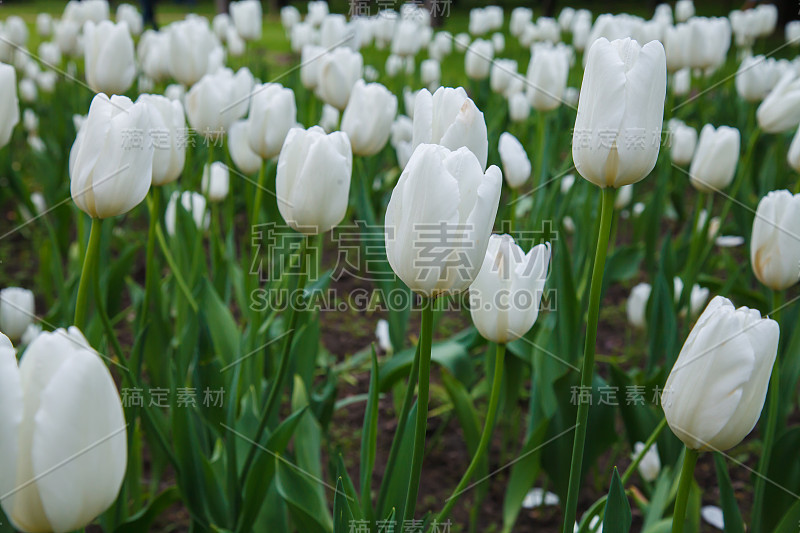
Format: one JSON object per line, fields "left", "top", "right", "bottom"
{"left": 787, "top": 20, "right": 800, "bottom": 45}
{"left": 662, "top": 296, "right": 779, "bottom": 451}
{"left": 465, "top": 39, "right": 493, "bottom": 80}
{"left": 391, "top": 115, "right": 413, "bottom": 169}
{"left": 508, "top": 91, "right": 530, "bottom": 123}
{"left": 230, "top": 0, "right": 262, "bottom": 41}
{"left": 757, "top": 72, "right": 800, "bottom": 133}
{"left": 0, "top": 328, "right": 126, "bottom": 533}
{"left": 454, "top": 33, "right": 471, "bottom": 52}
{"left": 689, "top": 124, "right": 740, "bottom": 192}
{"left": 750, "top": 190, "right": 800, "bottom": 290}
{"left": 116, "top": 4, "right": 143, "bottom": 36}
{"left": 469, "top": 235, "right": 550, "bottom": 343}
{"left": 0, "top": 64, "right": 19, "bottom": 149}
{"left": 736, "top": 56, "right": 782, "bottom": 103}
{"left": 615, "top": 184, "right": 633, "bottom": 209}
{"left": 675, "top": 0, "right": 694, "bottom": 23}
{"left": 276, "top": 126, "right": 352, "bottom": 234}
{"left": 498, "top": 132, "right": 531, "bottom": 189}
{"left": 185, "top": 67, "right": 254, "bottom": 137}
{"left": 420, "top": 59, "right": 441, "bottom": 89}
{"left": 319, "top": 104, "right": 340, "bottom": 133}
{"left": 385, "top": 144, "right": 502, "bottom": 297}
{"left": 245, "top": 83, "right": 296, "bottom": 160}
{"left": 0, "top": 288, "right": 34, "bottom": 341}
{"left": 36, "top": 13, "right": 54, "bottom": 37}
{"left": 228, "top": 120, "right": 262, "bottom": 174}
{"left": 510, "top": 8, "right": 533, "bottom": 37}
{"left": 392, "top": 19, "right": 423, "bottom": 57}
{"left": 627, "top": 282, "right": 651, "bottom": 329}
{"left": 341, "top": 80, "right": 397, "bottom": 156}
{"left": 669, "top": 119, "right": 697, "bottom": 166}
{"left": 631, "top": 442, "right": 661, "bottom": 482}
{"left": 300, "top": 45, "right": 326, "bottom": 89}
{"left": 69, "top": 94, "right": 154, "bottom": 218}
{"left": 137, "top": 94, "right": 186, "bottom": 186}
{"left": 788, "top": 125, "right": 800, "bottom": 172}
{"left": 490, "top": 59, "right": 518, "bottom": 95}
{"left": 672, "top": 68, "right": 691, "bottom": 96}
{"left": 315, "top": 47, "right": 363, "bottom": 110}
{"left": 165, "top": 190, "right": 209, "bottom": 236}
{"left": 37, "top": 42, "right": 62, "bottom": 68}
{"left": 572, "top": 38, "right": 667, "bottom": 188}
{"left": 168, "top": 17, "right": 217, "bottom": 86}
{"left": 281, "top": 6, "right": 301, "bottom": 31}
{"left": 526, "top": 43, "right": 570, "bottom": 111}
{"left": 202, "top": 162, "right": 230, "bottom": 202}
{"left": 412, "top": 86, "right": 489, "bottom": 170}
{"left": 690, "top": 284, "right": 710, "bottom": 317}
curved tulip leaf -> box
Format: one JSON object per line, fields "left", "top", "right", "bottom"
{"left": 712, "top": 453, "right": 744, "bottom": 533}
{"left": 603, "top": 467, "right": 631, "bottom": 533}
{"left": 199, "top": 278, "right": 240, "bottom": 367}
{"left": 501, "top": 420, "right": 549, "bottom": 533}
{"left": 334, "top": 477, "right": 355, "bottom": 533}
{"left": 762, "top": 427, "right": 800, "bottom": 532}
{"left": 360, "top": 346, "right": 380, "bottom": 519}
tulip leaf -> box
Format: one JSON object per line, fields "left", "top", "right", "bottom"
{"left": 761, "top": 427, "right": 800, "bottom": 532}
{"left": 501, "top": 419, "right": 549, "bottom": 533}
{"left": 603, "top": 467, "right": 631, "bottom": 533}
{"left": 334, "top": 477, "right": 355, "bottom": 533}
{"left": 712, "top": 453, "right": 744, "bottom": 533}
{"left": 333, "top": 452, "right": 364, "bottom": 520}
{"left": 603, "top": 245, "right": 644, "bottom": 290}
{"left": 647, "top": 271, "right": 677, "bottom": 371}
{"left": 275, "top": 454, "right": 334, "bottom": 533}
{"left": 360, "top": 346, "right": 380, "bottom": 519}
{"left": 379, "top": 339, "right": 472, "bottom": 391}
{"left": 199, "top": 278, "right": 240, "bottom": 367}
{"left": 773, "top": 498, "right": 800, "bottom": 533}
{"left": 377, "top": 403, "right": 417, "bottom": 520}
{"left": 114, "top": 487, "right": 180, "bottom": 533}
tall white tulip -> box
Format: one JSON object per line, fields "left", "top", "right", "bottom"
{"left": 276, "top": 126, "right": 352, "bottom": 234}
{"left": 675, "top": 0, "right": 695, "bottom": 23}
{"left": 498, "top": 132, "right": 531, "bottom": 189}
{"left": 632, "top": 442, "right": 661, "bottom": 482}
{"left": 526, "top": 43, "right": 570, "bottom": 111}
{"left": 662, "top": 296, "right": 779, "bottom": 451}
{"left": 757, "top": 72, "right": 800, "bottom": 134}
{"left": 470, "top": 235, "right": 550, "bottom": 343}
{"left": 627, "top": 282, "right": 651, "bottom": 329}
{"left": 202, "top": 162, "right": 230, "bottom": 202}
{"left": 315, "top": 47, "right": 363, "bottom": 110}
{"left": 341, "top": 80, "right": 397, "bottom": 156}
{"left": 165, "top": 190, "right": 209, "bottom": 236}
{"left": 412, "top": 87, "right": 488, "bottom": 170}
{"left": 508, "top": 91, "right": 530, "bottom": 123}
{"left": 0, "top": 63, "right": 19, "bottom": 149}
{"left": 736, "top": 56, "right": 783, "bottom": 103}
{"left": 750, "top": 190, "right": 800, "bottom": 290}
{"left": 185, "top": 67, "right": 253, "bottom": 137}
{"left": 168, "top": 17, "right": 217, "bottom": 86}
{"left": 69, "top": 94, "right": 154, "bottom": 218}
{"left": 116, "top": 4, "right": 143, "bottom": 36}
{"left": 464, "top": 39, "right": 493, "bottom": 80}
{"left": 246, "top": 83, "right": 296, "bottom": 160}
{"left": 0, "top": 288, "right": 34, "bottom": 341}
{"left": 572, "top": 38, "right": 666, "bottom": 188}
{"left": 668, "top": 119, "right": 697, "bottom": 166}
{"left": 228, "top": 120, "right": 262, "bottom": 175}
{"left": 384, "top": 144, "right": 502, "bottom": 296}
{"left": 789, "top": 124, "right": 800, "bottom": 173}
{"left": 0, "top": 328, "right": 126, "bottom": 533}
{"left": 137, "top": 94, "right": 186, "bottom": 186}
{"left": 689, "top": 124, "right": 740, "bottom": 192}
{"left": 230, "top": 0, "right": 262, "bottom": 41}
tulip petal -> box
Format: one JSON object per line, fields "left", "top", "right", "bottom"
{"left": 0, "top": 335, "right": 23, "bottom": 520}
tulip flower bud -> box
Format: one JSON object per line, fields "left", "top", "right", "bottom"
{"left": 789, "top": 125, "right": 800, "bottom": 173}
{"left": 276, "top": 126, "right": 352, "bottom": 234}
{"left": 116, "top": 4, "right": 143, "bottom": 36}
{"left": 490, "top": 59, "right": 518, "bottom": 96}
{"left": 0, "top": 327, "right": 126, "bottom": 533}
{"left": 469, "top": 235, "right": 550, "bottom": 343}
{"left": 0, "top": 64, "right": 20, "bottom": 149}
{"left": 420, "top": 59, "right": 441, "bottom": 90}
{"left": 412, "top": 87, "right": 489, "bottom": 170}
{"left": 185, "top": 67, "right": 254, "bottom": 137}
{"left": 526, "top": 43, "right": 570, "bottom": 111}
{"left": 168, "top": 17, "right": 218, "bottom": 86}
{"left": 230, "top": 0, "right": 262, "bottom": 41}
{"left": 228, "top": 120, "right": 262, "bottom": 175}
{"left": 736, "top": 56, "right": 782, "bottom": 103}
{"left": 662, "top": 296, "right": 779, "bottom": 451}
{"left": 0, "top": 287, "right": 34, "bottom": 341}
{"left": 666, "top": 120, "right": 696, "bottom": 167}
{"left": 281, "top": 6, "right": 301, "bottom": 31}
{"left": 675, "top": 0, "right": 695, "bottom": 22}
{"left": 498, "top": 132, "right": 531, "bottom": 189}
{"left": 689, "top": 284, "right": 710, "bottom": 317}
{"left": 315, "top": 47, "right": 363, "bottom": 110}
{"left": 202, "top": 162, "right": 230, "bottom": 202}
{"left": 385, "top": 144, "right": 502, "bottom": 297}
{"left": 672, "top": 69, "right": 690, "bottom": 96}
{"left": 37, "top": 13, "right": 54, "bottom": 37}
{"left": 631, "top": 442, "right": 661, "bottom": 482}
{"left": 757, "top": 72, "right": 800, "bottom": 134}
{"left": 572, "top": 38, "right": 667, "bottom": 188}
{"left": 341, "top": 80, "right": 398, "bottom": 156}
{"left": 688, "top": 124, "right": 740, "bottom": 192}
{"left": 508, "top": 91, "right": 530, "bottom": 123}
{"left": 245, "top": 83, "right": 296, "bottom": 160}
{"left": 465, "top": 38, "right": 493, "bottom": 80}
{"left": 319, "top": 104, "right": 340, "bottom": 133}
{"left": 137, "top": 94, "right": 186, "bottom": 186}
{"left": 165, "top": 190, "right": 209, "bottom": 236}
{"left": 69, "top": 93, "right": 154, "bottom": 218}
{"left": 615, "top": 184, "right": 633, "bottom": 209}
{"left": 391, "top": 115, "right": 413, "bottom": 169}
{"left": 750, "top": 190, "right": 800, "bottom": 290}
{"left": 300, "top": 45, "right": 326, "bottom": 89}
{"left": 627, "top": 282, "right": 651, "bottom": 329}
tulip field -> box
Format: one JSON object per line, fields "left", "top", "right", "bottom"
{"left": 2, "top": 0, "right": 800, "bottom": 532}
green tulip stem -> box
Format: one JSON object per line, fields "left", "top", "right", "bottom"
{"left": 672, "top": 448, "right": 699, "bottom": 533}
{"left": 751, "top": 290, "right": 783, "bottom": 533}
{"left": 74, "top": 217, "right": 104, "bottom": 330}
{"left": 240, "top": 235, "right": 310, "bottom": 484}
{"left": 138, "top": 187, "right": 161, "bottom": 332}
{"left": 251, "top": 159, "right": 267, "bottom": 228}
{"left": 562, "top": 187, "right": 616, "bottom": 533}
{"left": 509, "top": 188, "right": 518, "bottom": 237}
{"left": 402, "top": 296, "right": 435, "bottom": 529}
{"left": 436, "top": 342, "right": 505, "bottom": 524}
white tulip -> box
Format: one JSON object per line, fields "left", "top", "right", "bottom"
{"left": 281, "top": 6, "right": 301, "bottom": 31}
{"left": 465, "top": 39, "right": 493, "bottom": 80}
{"left": 421, "top": 59, "right": 441, "bottom": 90}
{"left": 341, "top": 80, "right": 397, "bottom": 156}
{"left": 246, "top": 83, "right": 296, "bottom": 160}
{"left": 0, "top": 288, "right": 34, "bottom": 341}
{"left": 116, "top": 4, "right": 143, "bottom": 36}
{"left": 165, "top": 190, "right": 209, "bottom": 236}
{"left": 137, "top": 94, "right": 186, "bottom": 186}
{"left": 632, "top": 442, "right": 661, "bottom": 482}
{"left": 572, "top": 38, "right": 667, "bottom": 188}
{"left": 675, "top": 0, "right": 695, "bottom": 23}
{"left": 662, "top": 296, "right": 779, "bottom": 451}
{"left": 668, "top": 119, "right": 698, "bottom": 166}
{"left": 36, "top": 13, "right": 54, "bottom": 37}
{"left": 384, "top": 144, "right": 502, "bottom": 297}
{"left": 757, "top": 72, "right": 800, "bottom": 133}
{"left": 0, "top": 328, "right": 126, "bottom": 533}
{"left": 750, "top": 190, "right": 800, "bottom": 290}
{"left": 276, "top": 126, "right": 352, "bottom": 235}
{"left": 672, "top": 68, "right": 691, "bottom": 95}
{"left": 689, "top": 284, "right": 710, "bottom": 317}
{"left": 689, "top": 124, "right": 740, "bottom": 192}
{"left": 230, "top": 0, "right": 262, "bottom": 41}
{"left": 227, "top": 120, "right": 262, "bottom": 175}
{"left": 390, "top": 115, "right": 413, "bottom": 169}
{"left": 168, "top": 17, "right": 217, "bottom": 86}
{"left": 319, "top": 104, "right": 340, "bottom": 133}
{"left": 736, "top": 56, "right": 783, "bottom": 103}
{"left": 627, "top": 282, "right": 651, "bottom": 329}
{"left": 470, "top": 235, "right": 550, "bottom": 343}
{"left": 315, "top": 47, "right": 363, "bottom": 110}
{"left": 615, "top": 184, "right": 633, "bottom": 209}
{"left": 526, "top": 43, "right": 570, "bottom": 111}
{"left": 498, "top": 132, "right": 531, "bottom": 189}
{"left": 18, "top": 78, "right": 37, "bottom": 103}
{"left": 412, "top": 86, "right": 488, "bottom": 170}
{"left": 185, "top": 67, "right": 253, "bottom": 137}
{"left": 69, "top": 94, "right": 154, "bottom": 218}
{"left": 490, "top": 59, "right": 518, "bottom": 96}
{"left": 508, "top": 91, "right": 530, "bottom": 123}
{"left": 0, "top": 64, "right": 20, "bottom": 148}
{"left": 202, "top": 162, "right": 230, "bottom": 202}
